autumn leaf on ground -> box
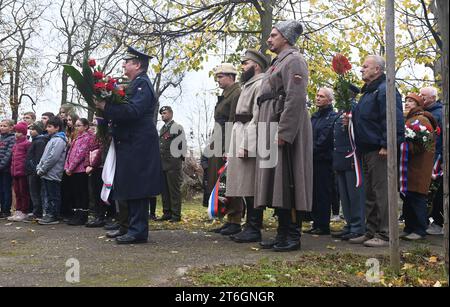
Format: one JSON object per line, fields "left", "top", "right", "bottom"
{"left": 326, "top": 245, "right": 336, "bottom": 250}
{"left": 428, "top": 256, "right": 438, "bottom": 263}
{"left": 433, "top": 281, "right": 442, "bottom": 287}
{"left": 402, "top": 263, "right": 414, "bottom": 270}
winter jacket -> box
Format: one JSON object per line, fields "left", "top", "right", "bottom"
{"left": 26, "top": 134, "right": 50, "bottom": 175}
{"left": 0, "top": 133, "right": 15, "bottom": 173}
{"left": 10, "top": 136, "right": 31, "bottom": 177}
{"left": 404, "top": 107, "right": 437, "bottom": 195}
{"left": 425, "top": 101, "right": 443, "bottom": 161}
{"left": 311, "top": 105, "right": 338, "bottom": 161}
{"left": 36, "top": 132, "right": 68, "bottom": 182}
{"left": 352, "top": 74, "right": 405, "bottom": 154}
{"left": 64, "top": 131, "right": 94, "bottom": 174}
{"left": 84, "top": 136, "right": 103, "bottom": 169}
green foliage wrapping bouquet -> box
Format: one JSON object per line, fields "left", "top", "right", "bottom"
{"left": 62, "top": 57, "right": 127, "bottom": 144}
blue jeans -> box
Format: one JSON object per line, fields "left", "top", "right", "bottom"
{"left": 41, "top": 179, "right": 61, "bottom": 218}
{"left": 0, "top": 172, "right": 12, "bottom": 214}
{"left": 336, "top": 170, "right": 366, "bottom": 234}
{"left": 403, "top": 191, "right": 428, "bottom": 236}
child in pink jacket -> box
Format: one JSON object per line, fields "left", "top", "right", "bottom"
{"left": 64, "top": 118, "right": 94, "bottom": 225}
{"left": 8, "top": 122, "right": 31, "bottom": 222}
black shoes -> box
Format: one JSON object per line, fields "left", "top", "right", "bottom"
{"left": 273, "top": 240, "right": 301, "bottom": 252}
{"left": 157, "top": 214, "right": 172, "bottom": 221}
{"left": 169, "top": 217, "right": 181, "bottom": 223}
{"left": 67, "top": 210, "right": 88, "bottom": 226}
{"left": 331, "top": 230, "right": 350, "bottom": 238}
{"left": 85, "top": 217, "right": 106, "bottom": 228}
{"left": 116, "top": 234, "right": 147, "bottom": 244}
{"left": 104, "top": 222, "right": 120, "bottom": 231}
{"left": 259, "top": 239, "right": 279, "bottom": 249}
{"left": 106, "top": 229, "right": 127, "bottom": 238}
{"left": 220, "top": 223, "right": 241, "bottom": 236}
{"left": 149, "top": 214, "right": 158, "bottom": 221}
{"left": 210, "top": 222, "right": 232, "bottom": 233}
{"left": 230, "top": 226, "right": 261, "bottom": 243}
{"left": 304, "top": 228, "right": 330, "bottom": 235}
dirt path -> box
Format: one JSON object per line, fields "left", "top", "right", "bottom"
{"left": 0, "top": 222, "right": 444, "bottom": 287}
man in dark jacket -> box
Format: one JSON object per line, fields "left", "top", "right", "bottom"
{"left": 305, "top": 88, "right": 338, "bottom": 235}
{"left": 420, "top": 86, "right": 444, "bottom": 235}
{"left": 346, "top": 55, "right": 404, "bottom": 247}
{"left": 95, "top": 46, "right": 163, "bottom": 244}
{"left": 331, "top": 86, "right": 366, "bottom": 240}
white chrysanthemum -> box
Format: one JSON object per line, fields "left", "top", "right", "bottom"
{"left": 420, "top": 125, "right": 427, "bottom": 132}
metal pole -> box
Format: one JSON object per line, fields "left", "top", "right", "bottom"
{"left": 436, "top": 0, "right": 449, "bottom": 278}
{"left": 385, "top": 0, "right": 400, "bottom": 273}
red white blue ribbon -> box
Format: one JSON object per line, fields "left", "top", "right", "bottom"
{"left": 345, "top": 114, "right": 362, "bottom": 188}
{"left": 399, "top": 142, "right": 409, "bottom": 196}
{"left": 432, "top": 154, "right": 443, "bottom": 180}
{"left": 207, "top": 162, "right": 228, "bottom": 219}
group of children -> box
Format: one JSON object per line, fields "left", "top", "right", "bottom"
{"left": 0, "top": 108, "right": 111, "bottom": 226}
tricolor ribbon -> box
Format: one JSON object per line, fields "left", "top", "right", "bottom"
{"left": 345, "top": 113, "right": 362, "bottom": 188}
{"left": 207, "top": 162, "right": 228, "bottom": 219}
{"left": 399, "top": 142, "right": 409, "bottom": 196}
{"left": 432, "top": 154, "right": 443, "bottom": 180}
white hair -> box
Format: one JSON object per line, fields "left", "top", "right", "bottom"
{"left": 420, "top": 86, "right": 438, "bottom": 97}
{"left": 367, "top": 55, "right": 386, "bottom": 72}
{"left": 320, "top": 87, "right": 334, "bottom": 102}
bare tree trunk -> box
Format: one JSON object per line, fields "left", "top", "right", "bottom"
{"left": 436, "top": 0, "right": 449, "bottom": 278}
{"left": 260, "top": 1, "right": 273, "bottom": 56}
{"left": 8, "top": 63, "right": 14, "bottom": 119}
{"left": 386, "top": 0, "right": 400, "bottom": 273}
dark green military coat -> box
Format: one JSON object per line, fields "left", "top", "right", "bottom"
{"left": 207, "top": 83, "right": 241, "bottom": 195}
{"left": 159, "top": 120, "right": 186, "bottom": 171}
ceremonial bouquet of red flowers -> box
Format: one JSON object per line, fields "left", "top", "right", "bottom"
{"left": 405, "top": 119, "right": 436, "bottom": 152}
{"left": 63, "top": 57, "right": 127, "bottom": 143}
{"left": 332, "top": 53, "right": 354, "bottom": 112}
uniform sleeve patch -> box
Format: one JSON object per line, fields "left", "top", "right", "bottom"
{"left": 293, "top": 74, "right": 302, "bottom": 84}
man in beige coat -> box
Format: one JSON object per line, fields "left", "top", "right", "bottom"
{"left": 226, "top": 49, "right": 270, "bottom": 243}
{"left": 255, "top": 20, "right": 313, "bottom": 252}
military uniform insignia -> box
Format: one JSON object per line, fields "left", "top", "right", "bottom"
{"left": 293, "top": 74, "right": 302, "bottom": 84}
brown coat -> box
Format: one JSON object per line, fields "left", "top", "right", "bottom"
{"left": 254, "top": 47, "right": 313, "bottom": 211}
{"left": 225, "top": 73, "right": 264, "bottom": 197}
{"left": 405, "top": 107, "right": 437, "bottom": 195}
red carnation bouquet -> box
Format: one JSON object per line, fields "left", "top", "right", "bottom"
{"left": 63, "top": 57, "right": 127, "bottom": 143}
{"left": 332, "top": 53, "right": 354, "bottom": 112}
{"left": 405, "top": 119, "right": 436, "bottom": 152}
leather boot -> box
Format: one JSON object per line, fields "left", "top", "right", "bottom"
{"left": 273, "top": 209, "right": 300, "bottom": 252}
{"left": 231, "top": 198, "right": 263, "bottom": 243}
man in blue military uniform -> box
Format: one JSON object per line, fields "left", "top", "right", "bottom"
{"left": 95, "top": 46, "right": 163, "bottom": 244}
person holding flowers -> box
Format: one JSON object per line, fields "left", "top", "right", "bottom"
{"left": 94, "top": 46, "right": 162, "bottom": 244}
{"left": 400, "top": 93, "right": 438, "bottom": 240}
